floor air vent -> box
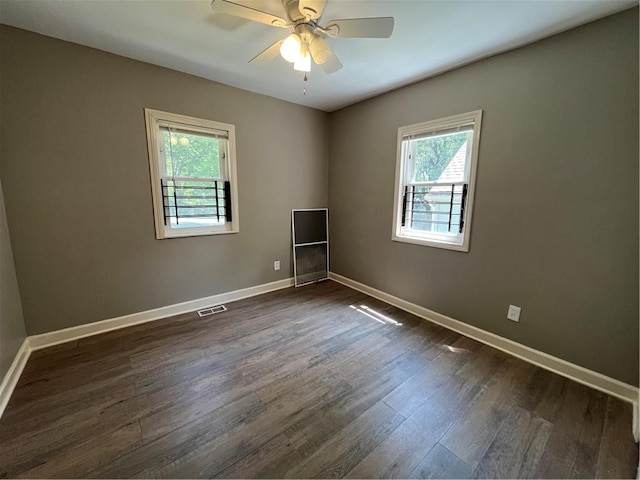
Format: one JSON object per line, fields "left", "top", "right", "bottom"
{"left": 197, "top": 305, "right": 227, "bottom": 317}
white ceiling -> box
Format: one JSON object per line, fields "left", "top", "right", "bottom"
{"left": 0, "top": 0, "right": 636, "bottom": 111}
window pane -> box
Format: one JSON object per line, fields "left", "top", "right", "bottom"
{"left": 406, "top": 184, "right": 464, "bottom": 234}
{"left": 163, "top": 179, "right": 226, "bottom": 230}
{"left": 163, "top": 130, "right": 221, "bottom": 178}
{"left": 412, "top": 131, "right": 470, "bottom": 183}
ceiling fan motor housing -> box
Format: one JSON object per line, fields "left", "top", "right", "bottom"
{"left": 283, "top": 0, "right": 326, "bottom": 22}
{"left": 283, "top": 0, "right": 306, "bottom": 22}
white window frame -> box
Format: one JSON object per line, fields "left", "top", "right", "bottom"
{"left": 391, "top": 110, "right": 482, "bottom": 252}
{"left": 145, "top": 108, "right": 239, "bottom": 239}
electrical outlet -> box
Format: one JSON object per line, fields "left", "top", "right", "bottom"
{"left": 274, "top": 260, "right": 280, "bottom": 271}
{"left": 507, "top": 305, "right": 521, "bottom": 322}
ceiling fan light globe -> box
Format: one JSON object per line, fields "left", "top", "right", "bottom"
{"left": 309, "top": 36, "right": 330, "bottom": 65}
{"left": 293, "top": 52, "right": 311, "bottom": 72}
{"left": 280, "top": 33, "right": 301, "bottom": 63}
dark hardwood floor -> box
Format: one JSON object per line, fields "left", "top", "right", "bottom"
{"left": 0, "top": 280, "right": 637, "bottom": 478}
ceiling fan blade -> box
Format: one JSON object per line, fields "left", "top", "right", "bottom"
{"left": 325, "top": 17, "right": 394, "bottom": 38}
{"left": 298, "top": 0, "right": 326, "bottom": 20}
{"left": 249, "top": 40, "right": 284, "bottom": 65}
{"left": 211, "top": 0, "right": 288, "bottom": 27}
{"left": 319, "top": 49, "right": 342, "bottom": 74}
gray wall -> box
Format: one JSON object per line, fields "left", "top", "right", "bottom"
{"left": 1, "top": 10, "right": 638, "bottom": 387}
{"left": 0, "top": 26, "right": 328, "bottom": 335}
{"left": 0, "top": 41, "right": 27, "bottom": 380}
{"left": 0, "top": 177, "right": 26, "bottom": 380}
{"left": 328, "top": 9, "right": 639, "bottom": 385}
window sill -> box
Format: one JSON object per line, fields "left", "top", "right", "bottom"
{"left": 392, "top": 233, "right": 469, "bottom": 252}
{"left": 157, "top": 228, "right": 239, "bottom": 240}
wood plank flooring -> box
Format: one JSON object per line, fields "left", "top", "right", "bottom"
{"left": 0, "top": 280, "right": 637, "bottom": 478}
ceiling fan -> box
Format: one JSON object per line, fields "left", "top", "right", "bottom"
{"left": 210, "top": 0, "right": 394, "bottom": 74}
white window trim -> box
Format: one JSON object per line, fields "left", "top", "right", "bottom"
{"left": 391, "top": 110, "right": 482, "bottom": 252}
{"left": 145, "top": 108, "right": 240, "bottom": 239}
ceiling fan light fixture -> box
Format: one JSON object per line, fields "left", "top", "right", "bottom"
{"left": 293, "top": 51, "right": 311, "bottom": 72}
{"left": 215, "top": 0, "right": 388, "bottom": 76}
{"left": 280, "top": 33, "right": 301, "bottom": 63}
{"left": 309, "top": 35, "right": 330, "bottom": 65}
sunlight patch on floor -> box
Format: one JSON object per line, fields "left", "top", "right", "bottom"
{"left": 349, "top": 304, "right": 403, "bottom": 326}
{"left": 441, "top": 344, "right": 469, "bottom": 354}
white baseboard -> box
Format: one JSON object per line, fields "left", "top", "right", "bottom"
{"left": 29, "top": 277, "right": 294, "bottom": 351}
{"left": 329, "top": 272, "right": 639, "bottom": 415}
{"left": 0, "top": 277, "right": 294, "bottom": 420}
{"left": 0, "top": 338, "right": 31, "bottom": 418}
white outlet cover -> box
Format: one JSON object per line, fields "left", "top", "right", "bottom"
{"left": 507, "top": 305, "right": 521, "bottom": 322}
{"left": 274, "top": 260, "right": 280, "bottom": 271}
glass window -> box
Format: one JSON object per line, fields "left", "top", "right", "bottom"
{"left": 145, "top": 109, "right": 239, "bottom": 239}
{"left": 392, "top": 111, "right": 482, "bottom": 251}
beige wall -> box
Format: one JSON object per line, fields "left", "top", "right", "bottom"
{"left": 328, "top": 9, "right": 639, "bottom": 385}
{"left": 0, "top": 26, "right": 328, "bottom": 335}
{"left": 0, "top": 177, "right": 26, "bottom": 379}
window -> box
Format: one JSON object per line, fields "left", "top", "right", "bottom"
{"left": 392, "top": 110, "right": 482, "bottom": 252}
{"left": 145, "top": 109, "right": 239, "bottom": 239}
